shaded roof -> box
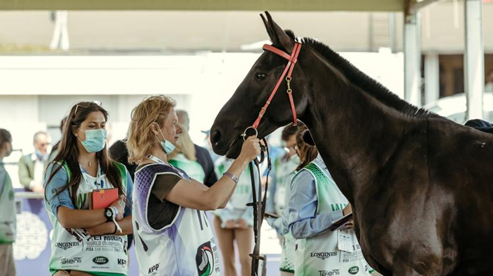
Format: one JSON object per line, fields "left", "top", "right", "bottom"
{"left": 0, "top": 0, "right": 405, "bottom": 12}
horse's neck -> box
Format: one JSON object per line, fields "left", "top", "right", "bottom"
{"left": 301, "top": 52, "right": 417, "bottom": 201}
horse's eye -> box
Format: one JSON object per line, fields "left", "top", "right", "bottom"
{"left": 255, "top": 73, "right": 267, "bottom": 80}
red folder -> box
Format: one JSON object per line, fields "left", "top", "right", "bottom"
{"left": 90, "top": 188, "right": 119, "bottom": 210}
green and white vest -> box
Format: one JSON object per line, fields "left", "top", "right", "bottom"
{"left": 213, "top": 157, "right": 258, "bottom": 227}
{"left": 45, "top": 162, "right": 129, "bottom": 276}
{"left": 215, "top": 158, "right": 253, "bottom": 210}
{"left": 0, "top": 164, "right": 16, "bottom": 244}
{"left": 279, "top": 169, "right": 297, "bottom": 273}
{"left": 280, "top": 231, "right": 296, "bottom": 273}
{"left": 294, "top": 160, "right": 372, "bottom": 276}
{"left": 272, "top": 155, "right": 299, "bottom": 215}
{"left": 169, "top": 153, "right": 205, "bottom": 182}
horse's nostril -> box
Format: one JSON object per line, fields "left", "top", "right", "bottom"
{"left": 211, "top": 129, "right": 221, "bottom": 147}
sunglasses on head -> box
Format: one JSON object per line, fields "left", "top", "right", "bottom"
{"left": 73, "top": 101, "right": 103, "bottom": 116}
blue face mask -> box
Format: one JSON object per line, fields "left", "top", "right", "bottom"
{"left": 80, "top": 129, "right": 107, "bottom": 153}
{"left": 156, "top": 126, "right": 176, "bottom": 154}
{"left": 160, "top": 140, "right": 176, "bottom": 155}
{"left": 35, "top": 150, "right": 45, "bottom": 160}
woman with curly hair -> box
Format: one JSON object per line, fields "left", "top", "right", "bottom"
{"left": 127, "top": 95, "right": 260, "bottom": 276}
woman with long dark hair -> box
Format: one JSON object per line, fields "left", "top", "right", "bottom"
{"left": 44, "top": 101, "right": 133, "bottom": 276}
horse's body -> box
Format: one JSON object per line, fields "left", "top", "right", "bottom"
{"left": 210, "top": 12, "right": 493, "bottom": 276}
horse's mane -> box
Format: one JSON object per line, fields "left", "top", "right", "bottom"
{"left": 299, "top": 36, "right": 437, "bottom": 118}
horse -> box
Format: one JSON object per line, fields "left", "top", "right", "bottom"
{"left": 210, "top": 11, "right": 493, "bottom": 276}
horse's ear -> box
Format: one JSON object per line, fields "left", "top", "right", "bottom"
{"left": 261, "top": 11, "right": 294, "bottom": 53}
{"left": 260, "top": 13, "right": 275, "bottom": 44}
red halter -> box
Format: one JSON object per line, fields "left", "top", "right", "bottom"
{"left": 242, "top": 42, "right": 302, "bottom": 139}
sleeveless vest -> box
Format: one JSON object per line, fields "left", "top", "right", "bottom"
{"left": 0, "top": 164, "right": 16, "bottom": 244}
{"left": 46, "top": 162, "right": 129, "bottom": 275}
{"left": 133, "top": 163, "right": 220, "bottom": 276}
{"left": 294, "top": 159, "right": 373, "bottom": 276}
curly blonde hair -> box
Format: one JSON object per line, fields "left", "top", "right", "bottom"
{"left": 127, "top": 95, "right": 176, "bottom": 164}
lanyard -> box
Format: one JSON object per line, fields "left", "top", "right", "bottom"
{"left": 146, "top": 154, "right": 167, "bottom": 165}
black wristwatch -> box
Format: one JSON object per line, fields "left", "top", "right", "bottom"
{"left": 104, "top": 207, "right": 114, "bottom": 222}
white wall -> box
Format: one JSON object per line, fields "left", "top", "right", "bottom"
{"left": 0, "top": 52, "right": 404, "bottom": 148}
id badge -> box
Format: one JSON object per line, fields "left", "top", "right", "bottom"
{"left": 337, "top": 230, "right": 354, "bottom": 253}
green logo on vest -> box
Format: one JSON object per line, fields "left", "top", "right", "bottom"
{"left": 348, "top": 266, "right": 359, "bottom": 274}
{"left": 93, "top": 256, "right": 109, "bottom": 265}
{"left": 196, "top": 241, "right": 215, "bottom": 276}
{"left": 330, "top": 203, "right": 345, "bottom": 211}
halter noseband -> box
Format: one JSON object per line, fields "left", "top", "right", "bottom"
{"left": 242, "top": 41, "right": 302, "bottom": 139}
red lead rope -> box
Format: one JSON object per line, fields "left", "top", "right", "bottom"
{"left": 251, "top": 42, "right": 302, "bottom": 130}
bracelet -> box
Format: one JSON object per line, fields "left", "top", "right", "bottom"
{"left": 223, "top": 172, "right": 239, "bottom": 184}
{"left": 108, "top": 206, "right": 123, "bottom": 234}
{"left": 110, "top": 221, "right": 117, "bottom": 235}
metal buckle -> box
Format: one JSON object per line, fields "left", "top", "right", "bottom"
{"left": 241, "top": 126, "right": 258, "bottom": 141}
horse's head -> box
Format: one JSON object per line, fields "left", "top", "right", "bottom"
{"left": 211, "top": 12, "right": 309, "bottom": 158}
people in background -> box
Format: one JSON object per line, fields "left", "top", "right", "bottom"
{"left": 109, "top": 139, "right": 137, "bottom": 251}
{"left": 18, "top": 131, "right": 51, "bottom": 193}
{"left": 266, "top": 124, "right": 300, "bottom": 220}
{"left": 48, "top": 117, "right": 67, "bottom": 163}
{"left": 44, "top": 101, "right": 133, "bottom": 276}
{"left": 176, "top": 109, "right": 217, "bottom": 187}
{"left": 168, "top": 125, "right": 206, "bottom": 182}
{"left": 288, "top": 127, "right": 373, "bottom": 276}
{"left": 265, "top": 124, "right": 300, "bottom": 276}
{"left": 110, "top": 140, "right": 137, "bottom": 181}
{"left": 201, "top": 129, "right": 220, "bottom": 163}
{"left": 0, "top": 129, "right": 16, "bottom": 276}
{"left": 212, "top": 156, "right": 258, "bottom": 276}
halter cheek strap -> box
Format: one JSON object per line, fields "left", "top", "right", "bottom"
{"left": 248, "top": 42, "right": 302, "bottom": 134}
{"left": 240, "top": 42, "right": 302, "bottom": 276}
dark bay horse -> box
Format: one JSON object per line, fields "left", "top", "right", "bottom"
{"left": 210, "top": 12, "right": 493, "bottom": 276}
